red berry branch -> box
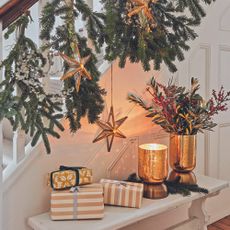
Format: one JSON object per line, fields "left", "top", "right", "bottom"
{"left": 208, "top": 87, "right": 230, "bottom": 116}
{"left": 129, "top": 77, "right": 230, "bottom": 135}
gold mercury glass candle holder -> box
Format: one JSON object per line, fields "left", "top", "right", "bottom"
{"left": 144, "top": 184, "right": 168, "bottom": 199}
{"left": 138, "top": 143, "right": 168, "bottom": 184}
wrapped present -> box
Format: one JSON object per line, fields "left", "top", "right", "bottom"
{"left": 50, "top": 166, "right": 93, "bottom": 190}
{"left": 50, "top": 183, "right": 104, "bottom": 220}
{"left": 59, "top": 166, "right": 93, "bottom": 185}
{"left": 100, "top": 179, "right": 144, "bottom": 208}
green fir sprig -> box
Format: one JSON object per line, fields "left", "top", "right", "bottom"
{"left": 165, "top": 176, "right": 208, "bottom": 196}
{"left": 0, "top": 12, "right": 64, "bottom": 154}
{"left": 102, "top": 0, "right": 215, "bottom": 72}
{"left": 40, "top": 0, "right": 106, "bottom": 133}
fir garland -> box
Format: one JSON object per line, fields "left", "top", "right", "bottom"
{"left": 127, "top": 173, "right": 209, "bottom": 196}
{"left": 40, "top": 0, "right": 106, "bottom": 133}
{"left": 165, "top": 176, "right": 208, "bottom": 196}
{"left": 102, "top": 0, "right": 215, "bottom": 72}
{"left": 0, "top": 12, "right": 64, "bottom": 154}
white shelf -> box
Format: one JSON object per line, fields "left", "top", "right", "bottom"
{"left": 28, "top": 175, "right": 229, "bottom": 230}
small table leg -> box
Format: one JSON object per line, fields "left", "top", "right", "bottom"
{"left": 188, "top": 197, "right": 209, "bottom": 230}
{"left": 188, "top": 191, "right": 221, "bottom": 230}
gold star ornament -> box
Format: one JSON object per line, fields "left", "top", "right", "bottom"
{"left": 59, "top": 45, "right": 92, "bottom": 92}
{"left": 93, "top": 106, "right": 128, "bottom": 152}
{"left": 128, "top": 0, "right": 158, "bottom": 29}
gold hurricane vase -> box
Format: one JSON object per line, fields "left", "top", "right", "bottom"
{"left": 169, "top": 134, "right": 197, "bottom": 173}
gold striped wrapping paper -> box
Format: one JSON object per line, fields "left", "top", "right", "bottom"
{"left": 50, "top": 184, "right": 104, "bottom": 220}
{"left": 100, "top": 179, "right": 144, "bottom": 208}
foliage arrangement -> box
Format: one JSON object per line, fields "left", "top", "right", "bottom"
{"left": 0, "top": 12, "right": 64, "bottom": 153}
{"left": 40, "top": 0, "right": 106, "bottom": 133}
{"left": 129, "top": 77, "right": 230, "bottom": 135}
{"left": 102, "top": 0, "right": 215, "bottom": 72}
{"left": 127, "top": 173, "right": 208, "bottom": 196}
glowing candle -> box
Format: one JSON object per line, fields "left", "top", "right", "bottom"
{"left": 138, "top": 143, "right": 168, "bottom": 184}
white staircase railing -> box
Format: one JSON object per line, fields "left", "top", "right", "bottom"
{"left": 0, "top": 19, "right": 3, "bottom": 230}
{"left": 1, "top": 1, "right": 44, "bottom": 182}
{"left": 3, "top": 0, "right": 45, "bottom": 180}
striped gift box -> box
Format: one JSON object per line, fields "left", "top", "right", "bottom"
{"left": 50, "top": 183, "right": 104, "bottom": 220}
{"left": 100, "top": 179, "right": 144, "bottom": 208}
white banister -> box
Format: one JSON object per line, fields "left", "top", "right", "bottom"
{"left": 12, "top": 26, "right": 26, "bottom": 165}
{"left": 0, "top": 19, "right": 3, "bottom": 230}
{"left": 39, "top": 0, "right": 50, "bottom": 93}
{"left": 12, "top": 131, "right": 26, "bottom": 164}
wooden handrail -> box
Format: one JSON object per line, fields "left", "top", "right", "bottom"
{"left": 0, "top": 0, "right": 39, "bottom": 29}
{"left": 0, "top": 0, "right": 21, "bottom": 15}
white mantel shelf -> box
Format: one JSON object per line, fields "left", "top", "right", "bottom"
{"left": 28, "top": 175, "right": 229, "bottom": 230}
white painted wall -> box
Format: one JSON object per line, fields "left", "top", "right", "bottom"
{"left": 170, "top": 0, "right": 230, "bottom": 223}
{"left": 2, "top": 0, "right": 230, "bottom": 230}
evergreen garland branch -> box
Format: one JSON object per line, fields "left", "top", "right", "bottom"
{"left": 40, "top": 0, "right": 62, "bottom": 41}
{"left": 165, "top": 176, "right": 209, "bottom": 196}
{"left": 102, "top": 0, "right": 215, "bottom": 72}
{"left": 175, "top": 0, "right": 216, "bottom": 20}
{"left": 0, "top": 12, "right": 64, "bottom": 154}
{"left": 40, "top": 0, "right": 106, "bottom": 133}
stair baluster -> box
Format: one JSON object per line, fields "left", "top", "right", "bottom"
{"left": 12, "top": 25, "right": 26, "bottom": 165}
{"left": 12, "top": 130, "right": 26, "bottom": 164}
{"left": 0, "top": 19, "right": 3, "bottom": 230}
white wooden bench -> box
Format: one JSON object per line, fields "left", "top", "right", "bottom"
{"left": 28, "top": 175, "right": 229, "bottom": 230}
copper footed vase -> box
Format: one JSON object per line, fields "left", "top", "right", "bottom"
{"left": 169, "top": 134, "right": 197, "bottom": 173}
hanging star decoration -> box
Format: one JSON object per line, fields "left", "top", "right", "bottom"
{"left": 93, "top": 106, "right": 128, "bottom": 152}
{"left": 127, "top": 0, "right": 158, "bottom": 29}
{"left": 59, "top": 44, "right": 92, "bottom": 92}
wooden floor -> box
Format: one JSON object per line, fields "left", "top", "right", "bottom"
{"left": 208, "top": 216, "right": 230, "bottom": 230}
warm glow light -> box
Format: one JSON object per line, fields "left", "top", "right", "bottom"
{"left": 139, "top": 143, "right": 167, "bottom": 151}
{"left": 138, "top": 142, "right": 168, "bottom": 184}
